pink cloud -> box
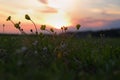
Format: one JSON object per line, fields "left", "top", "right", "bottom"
{"left": 40, "top": 6, "right": 58, "bottom": 13}
{"left": 38, "top": 0, "right": 48, "bottom": 4}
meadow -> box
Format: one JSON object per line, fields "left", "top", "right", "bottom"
{"left": 0, "top": 34, "right": 120, "bottom": 80}
{"left": 0, "top": 15, "right": 120, "bottom": 80}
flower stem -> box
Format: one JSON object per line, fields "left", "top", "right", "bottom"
{"left": 10, "top": 20, "right": 15, "bottom": 25}
{"left": 31, "top": 20, "right": 38, "bottom": 35}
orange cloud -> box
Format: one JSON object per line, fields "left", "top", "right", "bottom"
{"left": 39, "top": 6, "right": 58, "bottom": 13}
{"left": 38, "top": 0, "right": 48, "bottom": 4}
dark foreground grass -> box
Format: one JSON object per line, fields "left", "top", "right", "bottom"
{"left": 0, "top": 34, "right": 120, "bottom": 80}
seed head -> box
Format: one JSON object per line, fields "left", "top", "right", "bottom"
{"left": 3, "top": 24, "right": 5, "bottom": 27}
{"left": 6, "top": 16, "right": 11, "bottom": 21}
{"left": 30, "top": 29, "right": 33, "bottom": 32}
{"left": 14, "top": 22, "right": 21, "bottom": 29}
{"left": 61, "top": 27, "right": 63, "bottom": 30}
{"left": 76, "top": 24, "right": 81, "bottom": 30}
{"left": 50, "top": 28, "right": 54, "bottom": 32}
{"left": 25, "top": 14, "right": 31, "bottom": 20}
{"left": 41, "top": 25, "right": 46, "bottom": 30}
{"left": 64, "top": 27, "right": 68, "bottom": 31}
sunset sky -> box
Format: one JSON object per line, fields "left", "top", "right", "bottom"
{"left": 0, "top": 0, "right": 120, "bottom": 33}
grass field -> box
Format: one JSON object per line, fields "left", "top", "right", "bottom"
{"left": 0, "top": 34, "right": 120, "bottom": 80}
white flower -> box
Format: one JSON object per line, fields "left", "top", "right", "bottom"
{"left": 43, "top": 47, "right": 47, "bottom": 51}
{"left": 32, "top": 40, "right": 38, "bottom": 46}
{"left": 15, "top": 46, "right": 27, "bottom": 54}
{"left": 34, "top": 50, "right": 38, "bottom": 54}
{"left": 21, "top": 46, "right": 27, "bottom": 52}
{"left": 60, "top": 42, "right": 66, "bottom": 48}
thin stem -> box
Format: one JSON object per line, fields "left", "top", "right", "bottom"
{"left": 10, "top": 20, "right": 26, "bottom": 35}
{"left": 31, "top": 20, "right": 38, "bottom": 35}
{"left": 62, "top": 29, "right": 63, "bottom": 33}
{"left": 3, "top": 26, "right": 4, "bottom": 33}
{"left": 19, "top": 29, "right": 26, "bottom": 35}
{"left": 10, "top": 20, "right": 15, "bottom": 25}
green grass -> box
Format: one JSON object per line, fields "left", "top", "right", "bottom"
{"left": 0, "top": 34, "right": 120, "bottom": 80}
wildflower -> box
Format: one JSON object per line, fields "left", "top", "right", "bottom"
{"left": 34, "top": 50, "right": 38, "bottom": 54}
{"left": 32, "top": 40, "right": 38, "bottom": 46}
{"left": 30, "top": 29, "right": 33, "bottom": 33}
{"left": 39, "top": 32, "right": 43, "bottom": 36}
{"left": 3, "top": 24, "right": 5, "bottom": 27}
{"left": 25, "top": 14, "right": 31, "bottom": 20}
{"left": 61, "top": 27, "right": 64, "bottom": 32}
{"left": 50, "top": 28, "right": 54, "bottom": 32}
{"left": 76, "top": 24, "right": 81, "bottom": 30}
{"left": 6, "top": 16, "right": 11, "bottom": 21}
{"left": 43, "top": 47, "right": 47, "bottom": 51}
{"left": 60, "top": 41, "right": 66, "bottom": 48}
{"left": 21, "top": 29, "right": 23, "bottom": 31}
{"left": 21, "top": 46, "right": 27, "bottom": 52}
{"left": 41, "top": 25, "right": 46, "bottom": 30}
{"left": 2, "top": 24, "right": 5, "bottom": 33}
{"left": 61, "top": 27, "right": 63, "bottom": 30}
{"left": 14, "top": 22, "right": 21, "bottom": 29}
{"left": 25, "top": 14, "right": 38, "bottom": 35}
{"left": 64, "top": 27, "right": 68, "bottom": 31}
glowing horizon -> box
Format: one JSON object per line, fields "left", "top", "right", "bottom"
{"left": 0, "top": 0, "right": 120, "bottom": 33}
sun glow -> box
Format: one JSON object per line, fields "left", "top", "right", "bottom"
{"left": 44, "top": 12, "right": 71, "bottom": 29}
{"left": 43, "top": 0, "right": 73, "bottom": 29}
